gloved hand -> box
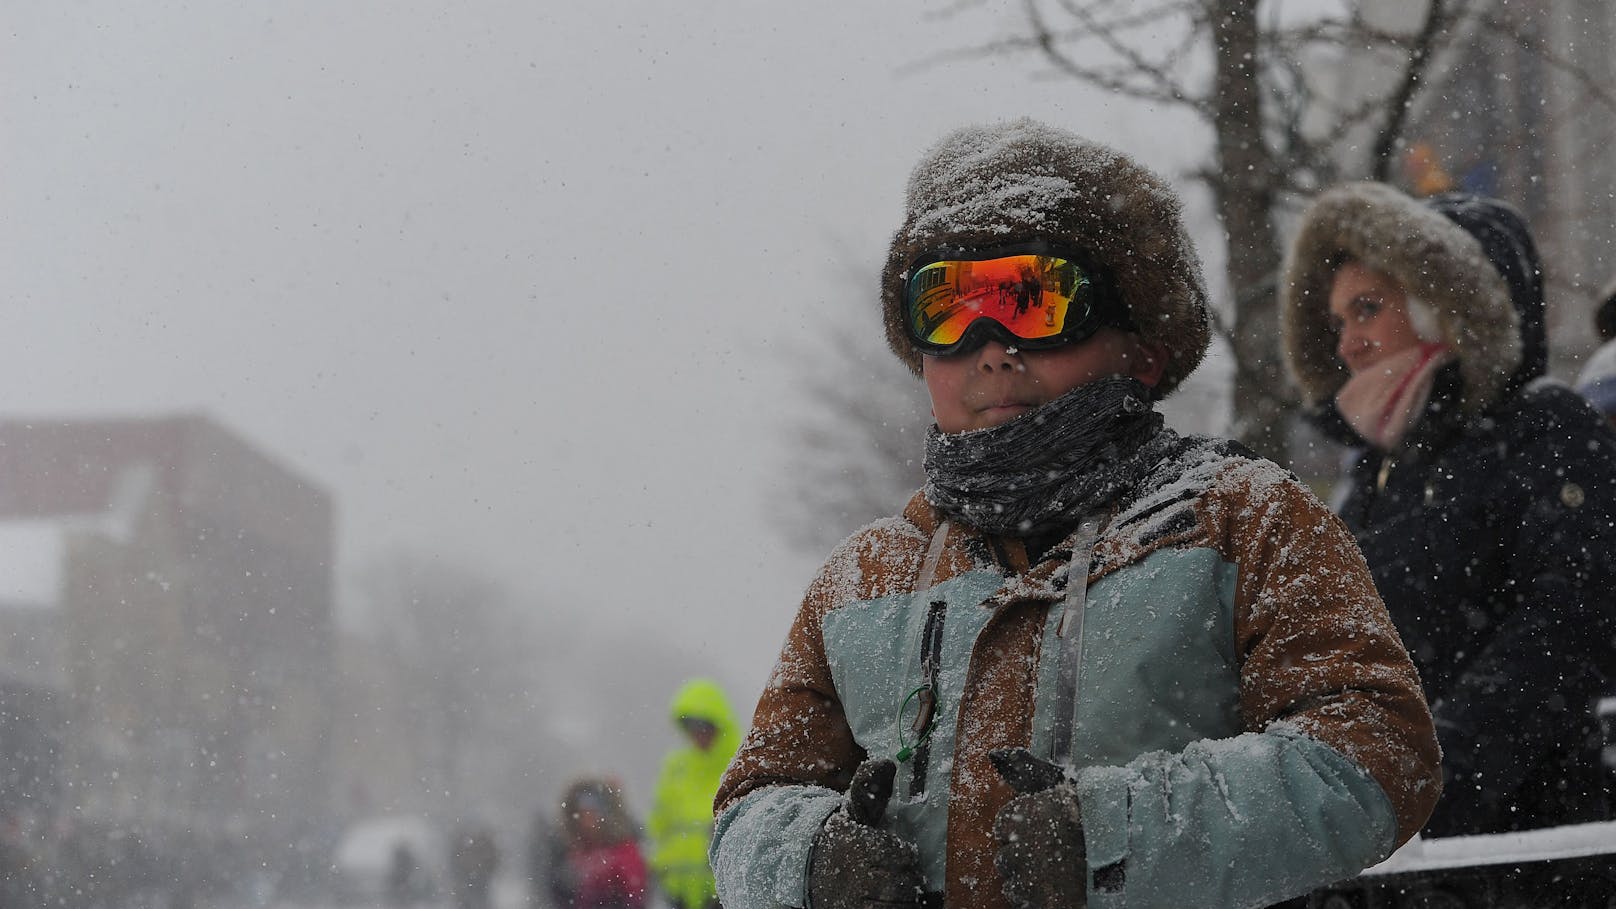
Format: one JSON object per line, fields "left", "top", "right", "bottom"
{"left": 990, "top": 747, "right": 1088, "bottom": 909}
{"left": 807, "top": 758, "right": 926, "bottom": 909}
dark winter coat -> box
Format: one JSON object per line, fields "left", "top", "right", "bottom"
{"left": 1283, "top": 184, "right": 1616, "bottom": 837}
{"left": 712, "top": 441, "right": 1440, "bottom": 909}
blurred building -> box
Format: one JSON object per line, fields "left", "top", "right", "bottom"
{"left": 0, "top": 414, "right": 335, "bottom": 850}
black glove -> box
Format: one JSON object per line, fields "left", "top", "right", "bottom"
{"left": 990, "top": 747, "right": 1087, "bottom": 909}
{"left": 807, "top": 759, "right": 926, "bottom": 909}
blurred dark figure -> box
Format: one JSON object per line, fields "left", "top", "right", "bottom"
{"left": 552, "top": 778, "right": 647, "bottom": 909}
{"left": 387, "top": 841, "right": 431, "bottom": 907}
{"left": 0, "top": 813, "right": 41, "bottom": 907}
{"left": 527, "top": 809, "right": 562, "bottom": 908}
{"left": 449, "top": 827, "right": 500, "bottom": 909}
{"left": 52, "top": 821, "right": 161, "bottom": 908}
{"left": 1576, "top": 277, "right": 1616, "bottom": 429}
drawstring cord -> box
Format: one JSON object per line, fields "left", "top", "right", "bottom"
{"left": 1051, "top": 515, "right": 1103, "bottom": 768}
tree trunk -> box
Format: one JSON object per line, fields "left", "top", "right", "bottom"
{"left": 1209, "top": 0, "right": 1291, "bottom": 462}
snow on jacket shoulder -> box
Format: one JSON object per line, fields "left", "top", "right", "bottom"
{"left": 711, "top": 439, "right": 1440, "bottom": 909}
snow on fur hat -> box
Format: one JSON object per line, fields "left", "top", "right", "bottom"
{"left": 880, "top": 119, "right": 1210, "bottom": 397}
{"left": 1281, "top": 182, "right": 1529, "bottom": 415}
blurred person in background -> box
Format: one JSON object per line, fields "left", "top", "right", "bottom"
{"left": 649, "top": 679, "right": 739, "bottom": 909}
{"left": 1282, "top": 183, "right": 1616, "bottom": 836}
{"left": 552, "top": 778, "right": 648, "bottom": 909}
{"left": 387, "top": 841, "right": 431, "bottom": 907}
{"left": 449, "top": 826, "right": 500, "bottom": 909}
{"left": 527, "top": 807, "right": 559, "bottom": 908}
{"left": 1576, "top": 278, "right": 1616, "bottom": 428}
{"left": 0, "top": 813, "right": 41, "bottom": 906}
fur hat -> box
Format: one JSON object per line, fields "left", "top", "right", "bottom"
{"left": 1281, "top": 182, "right": 1530, "bottom": 414}
{"left": 880, "top": 119, "right": 1210, "bottom": 397}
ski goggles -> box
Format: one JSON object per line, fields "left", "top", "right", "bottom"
{"left": 903, "top": 243, "right": 1126, "bottom": 356}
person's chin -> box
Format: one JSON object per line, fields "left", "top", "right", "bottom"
{"left": 977, "top": 404, "right": 1031, "bottom": 427}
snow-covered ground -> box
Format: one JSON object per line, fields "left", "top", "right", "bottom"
{"left": 242, "top": 873, "right": 674, "bottom": 909}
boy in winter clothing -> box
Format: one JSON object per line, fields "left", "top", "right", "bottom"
{"left": 1281, "top": 184, "right": 1616, "bottom": 836}
{"left": 650, "top": 679, "right": 741, "bottom": 909}
{"left": 711, "top": 120, "right": 1441, "bottom": 909}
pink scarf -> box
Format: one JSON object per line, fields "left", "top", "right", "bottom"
{"left": 1335, "top": 342, "right": 1453, "bottom": 451}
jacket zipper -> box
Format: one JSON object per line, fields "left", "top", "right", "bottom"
{"left": 909, "top": 598, "right": 947, "bottom": 797}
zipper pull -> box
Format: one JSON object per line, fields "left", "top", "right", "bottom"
{"left": 1376, "top": 455, "right": 1394, "bottom": 492}
{"left": 911, "top": 682, "right": 936, "bottom": 738}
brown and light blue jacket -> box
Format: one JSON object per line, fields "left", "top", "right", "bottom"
{"left": 711, "top": 440, "right": 1440, "bottom": 909}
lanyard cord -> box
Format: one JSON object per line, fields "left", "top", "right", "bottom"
{"left": 915, "top": 520, "right": 951, "bottom": 593}
{"left": 1050, "top": 516, "right": 1103, "bottom": 768}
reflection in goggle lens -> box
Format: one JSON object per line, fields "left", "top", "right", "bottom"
{"left": 906, "top": 253, "right": 1094, "bottom": 352}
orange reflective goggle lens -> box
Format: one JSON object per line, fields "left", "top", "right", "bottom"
{"left": 905, "top": 247, "right": 1104, "bottom": 356}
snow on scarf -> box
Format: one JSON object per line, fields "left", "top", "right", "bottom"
{"left": 922, "top": 376, "right": 1176, "bottom": 536}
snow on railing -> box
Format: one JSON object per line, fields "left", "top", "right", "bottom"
{"left": 1363, "top": 821, "right": 1616, "bottom": 876}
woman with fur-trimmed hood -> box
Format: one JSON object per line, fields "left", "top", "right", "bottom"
{"left": 1282, "top": 183, "right": 1616, "bottom": 837}
{"left": 711, "top": 120, "right": 1439, "bottom": 909}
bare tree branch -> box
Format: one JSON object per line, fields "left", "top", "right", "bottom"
{"left": 1274, "top": 90, "right": 1406, "bottom": 194}
{"left": 1022, "top": 0, "right": 1210, "bottom": 112}
{"left": 1474, "top": 12, "right": 1616, "bottom": 113}
{"left": 899, "top": 0, "right": 1189, "bottom": 78}
{"left": 1047, "top": 0, "right": 1200, "bottom": 105}
{"left": 1370, "top": 0, "right": 1450, "bottom": 180}
{"left": 1030, "top": 0, "right": 1200, "bottom": 34}
{"left": 1203, "top": 273, "right": 1296, "bottom": 408}
{"left": 1274, "top": 15, "right": 1424, "bottom": 52}
{"left": 899, "top": 28, "right": 1195, "bottom": 112}
{"left": 926, "top": 0, "right": 997, "bottom": 18}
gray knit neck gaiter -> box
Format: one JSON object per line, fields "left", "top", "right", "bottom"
{"left": 922, "top": 376, "right": 1176, "bottom": 536}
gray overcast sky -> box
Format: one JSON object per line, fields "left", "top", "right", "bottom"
{"left": 2, "top": 2, "right": 1216, "bottom": 693}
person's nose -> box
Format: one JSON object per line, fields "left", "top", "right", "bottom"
{"left": 974, "top": 340, "right": 1023, "bottom": 373}
{"left": 1336, "top": 324, "right": 1366, "bottom": 366}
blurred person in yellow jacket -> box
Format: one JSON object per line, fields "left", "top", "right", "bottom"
{"left": 649, "top": 679, "right": 738, "bottom": 909}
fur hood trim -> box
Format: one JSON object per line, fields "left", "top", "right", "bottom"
{"left": 881, "top": 119, "right": 1210, "bottom": 397}
{"left": 1281, "top": 182, "right": 1520, "bottom": 413}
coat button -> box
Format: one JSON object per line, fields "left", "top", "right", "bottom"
{"left": 1561, "top": 482, "right": 1585, "bottom": 508}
